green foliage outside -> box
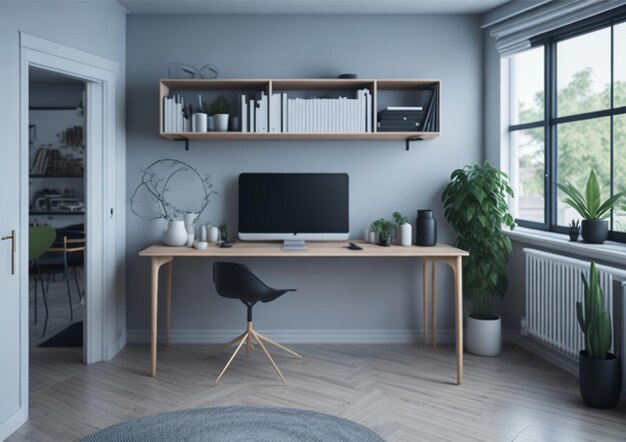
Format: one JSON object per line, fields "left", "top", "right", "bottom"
{"left": 517, "top": 68, "right": 626, "bottom": 230}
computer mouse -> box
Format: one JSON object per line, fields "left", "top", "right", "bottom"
{"left": 347, "top": 242, "right": 363, "bottom": 250}
{"left": 219, "top": 242, "right": 233, "bottom": 248}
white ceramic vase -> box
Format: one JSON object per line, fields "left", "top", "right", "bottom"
{"left": 192, "top": 113, "right": 207, "bottom": 132}
{"left": 208, "top": 225, "right": 219, "bottom": 243}
{"left": 400, "top": 223, "right": 412, "bottom": 246}
{"left": 466, "top": 314, "right": 501, "bottom": 356}
{"left": 164, "top": 220, "right": 188, "bottom": 246}
{"left": 214, "top": 114, "right": 229, "bottom": 132}
{"left": 183, "top": 212, "right": 197, "bottom": 233}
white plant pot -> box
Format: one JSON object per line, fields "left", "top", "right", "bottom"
{"left": 192, "top": 113, "right": 207, "bottom": 132}
{"left": 214, "top": 114, "right": 229, "bottom": 132}
{"left": 466, "top": 314, "right": 501, "bottom": 356}
{"left": 400, "top": 223, "right": 412, "bottom": 246}
{"left": 164, "top": 220, "right": 188, "bottom": 246}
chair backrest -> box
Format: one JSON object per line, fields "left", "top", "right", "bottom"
{"left": 213, "top": 262, "right": 274, "bottom": 302}
{"left": 29, "top": 225, "right": 56, "bottom": 261}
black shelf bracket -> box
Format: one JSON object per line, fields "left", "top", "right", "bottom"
{"left": 405, "top": 135, "right": 424, "bottom": 151}
{"left": 175, "top": 137, "right": 189, "bottom": 151}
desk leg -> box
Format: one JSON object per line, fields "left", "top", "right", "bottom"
{"left": 165, "top": 261, "right": 173, "bottom": 347}
{"left": 454, "top": 256, "right": 463, "bottom": 385}
{"left": 431, "top": 262, "right": 437, "bottom": 349}
{"left": 422, "top": 259, "right": 429, "bottom": 345}
{"left": 150, "top": 256, "right": 173, "bottom": 377}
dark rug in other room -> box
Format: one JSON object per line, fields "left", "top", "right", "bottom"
{"left": 39, "top": 321, "right": 83, "bottom": 347}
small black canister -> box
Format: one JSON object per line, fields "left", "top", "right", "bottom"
{"left": 416, "top": 209, "right": 437, "bottom": 246}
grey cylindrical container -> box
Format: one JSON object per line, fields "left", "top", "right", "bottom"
{"left": 416, "top": 209, "right": 437, "bottom": 246}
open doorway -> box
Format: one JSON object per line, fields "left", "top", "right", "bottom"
{"left": 28, "top": 67, "right": 86, "bottom": 349}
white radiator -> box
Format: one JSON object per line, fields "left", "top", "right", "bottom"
{"left": 523, "top": 248, "right": 626, "bottom": 359}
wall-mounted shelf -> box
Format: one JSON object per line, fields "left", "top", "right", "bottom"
{"left": 160, "top": 131, "right": 440, "bottom": 141}
{"left": 159, "top": 78, "right": 440, "bottom": 150}
{"left": 30, "top": 211, "right": 85, "bottom": 216}
{"left": 29, "top": 175, "right": 84, "bottom": 178}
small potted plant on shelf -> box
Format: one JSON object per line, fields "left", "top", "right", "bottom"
{"left": 200, "top": 97, "right": 215, "bottom": 131}
{"left": 393, "top": 211, "right": 412, "bottom": 246}
{"left": 577, "top": 262, "right": 622, "bottom": 409}
{"left": 210, "top": 96, "right": 230, "bottom": 132}
{"left": 370, "top": 218, "right": 395, "bottom": 246}
{"left": 219, "top": 222, "right": 229, "bottom": 242}
{"left": 442, "top": 161, "right": 515, "bottom": 356}
{"left": 558, "top": 170, "right": 625, "bottom": 244}
{"left": 568, "top": 219, "right": 580, "bottom": 242}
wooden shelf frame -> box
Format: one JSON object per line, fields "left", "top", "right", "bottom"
{"left": 159, "top": 79, "right": 440, "bottom": 147}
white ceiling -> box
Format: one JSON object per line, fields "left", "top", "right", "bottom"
{"left": 118, "top": 0, "right": 512, "bottom": 15}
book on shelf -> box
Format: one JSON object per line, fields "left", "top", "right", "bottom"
{"left": 240, "top": 94, "right": 248, "bottom": 132}
{"left": 281, "top": 93, "right": 288, "bottom": 133}
{"left": 163, "top": 94, "right": 187, "bottom": 132}
{"left": 385, "top": 105, "right": 424, "bottom": 111}
{"left": 377, "top": 121, "right": 422, "bottom": 132}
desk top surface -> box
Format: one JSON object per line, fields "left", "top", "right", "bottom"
{"left": 139, "top": 241, "right": 468, "bottom": 258}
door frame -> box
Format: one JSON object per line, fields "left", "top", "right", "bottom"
{"left": 19, "top": 29, "right": 125, "bottom": 390}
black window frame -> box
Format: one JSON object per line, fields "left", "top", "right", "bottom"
{"left": 509, "top": 7, "right": 626, "bottom": 243}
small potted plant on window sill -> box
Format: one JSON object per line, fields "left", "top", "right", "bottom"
{"left": 568, "top": 219, "right": 580, "bottom": 242}
{"left": 577, "top": 262, "right": 622, "bottom": 409}
{"left": 370, "top": 218, "right": 395, "bottom": 246}
{"left": 558, "top": 170, "right": 625, "bottom": 244}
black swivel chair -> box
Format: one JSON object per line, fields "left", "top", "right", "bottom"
{"left": 212, "top": 262, "right": 301, "bottom": 385}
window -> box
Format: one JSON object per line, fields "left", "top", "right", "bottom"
{"left": 508, "top": 16, "right": 626, "bottom": 242}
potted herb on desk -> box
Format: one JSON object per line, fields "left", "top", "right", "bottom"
{"left": 442, "top": 161, "right": 515, "bottom": 356}
{"left": 577, "top": 262, "right": 622, "bottom": 409}
{"left": 393, "top": 211, "right": 412, "bottom": 246}
{"left": 370, "top": 218, "right": 395, "bottom": 246}
{"left": 558, "top": 170, "right": 625, "bottom": 244}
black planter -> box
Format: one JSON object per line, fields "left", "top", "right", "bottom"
{"left": 416, "top": 209, "right": 437, "bottom": 246}
{"left": 568, "top": 231, "right": 579, "bottom": 242}
{"left": 581, "top": 220, "right": 608, "bottom": 244}
{"left": 579, "top": 350, "right": 622, "bottom": 409}
{"left": 378, "top": 235, "right": 393, "bottom": 246}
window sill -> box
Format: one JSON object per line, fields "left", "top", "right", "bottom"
{"left": 503, "top": 227, "right": 626, "bottom": 267}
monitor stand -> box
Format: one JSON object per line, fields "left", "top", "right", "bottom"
{"left": 282, "top": 239, "right": 307, "bottom": 251}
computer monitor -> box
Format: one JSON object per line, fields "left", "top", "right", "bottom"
{"left": 238, "top": 173, "right": 349, "bottom": 250}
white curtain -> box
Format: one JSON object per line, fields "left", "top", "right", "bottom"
{"left": 487, "top": 0, "right": 626, "bottom": 56}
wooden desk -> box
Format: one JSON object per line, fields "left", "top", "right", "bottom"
{"left": 139, "top": 241, "right": 468, "bottom": 384}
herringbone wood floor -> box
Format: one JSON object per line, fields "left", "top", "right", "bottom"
{"left": 8, "top": 341, "right": 626, "bottom": 441}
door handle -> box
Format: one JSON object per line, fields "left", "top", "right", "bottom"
{"left": 1, "top": 229, "right": 16, "bottom": 275}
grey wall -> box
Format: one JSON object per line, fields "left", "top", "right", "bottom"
{"left": 29, "top": 83, "right": 84, "bottom": 109}
{"left": 126, "top": 14, "right": 484, "bottom": 339}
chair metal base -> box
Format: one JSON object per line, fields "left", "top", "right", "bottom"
{"left": 213, "top": 321, "right": 302, "bottom": 386}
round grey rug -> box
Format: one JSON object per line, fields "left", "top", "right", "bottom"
{"left": 82, "top": 406, "right": 385, "bottom": 441}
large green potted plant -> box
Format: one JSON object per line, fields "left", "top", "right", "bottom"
{"left": 442, "top": 161, "right": 514, "bottom": 356}
{"left": 558, "top": 170, "right": 625, "bottom": 244}
{"left": 577, "top": 262, "right": 622, "bottom": 408}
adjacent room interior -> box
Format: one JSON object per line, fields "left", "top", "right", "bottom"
{"left": 1, "top": 1, "right": 626, "bottom": 441}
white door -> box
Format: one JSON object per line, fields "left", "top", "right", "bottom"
{"left": 0, "top": 102, "right": 26, "bottom": 439}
